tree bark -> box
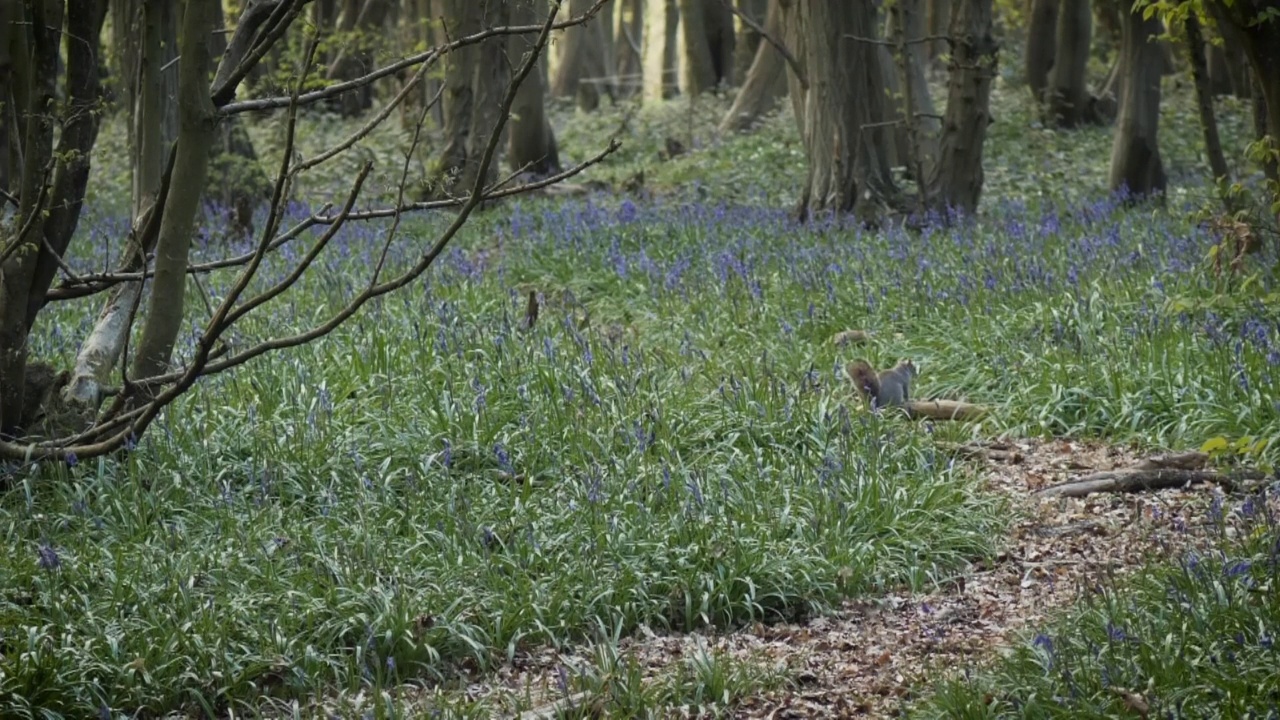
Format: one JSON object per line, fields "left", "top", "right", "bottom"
{"left": 614, "top": 0, "right": 643, "bottom": 96}
{"left": 926, "top": 0, "right": 951, "bottom": 64}
{"left": 1024, "top": 0, "right": 1056, "bottom": 104}
{"left": 732, "top": 0, "right": 768, "bottom": 82}
{"left": 0, "top": 0, "right": 107, "bottom": 435}
{"left": 131, "top": 0, "right": 220, "bottom": 381}
{"left": 1207, "top": 0, "right": 1280, "bottom": 195}
{"left": 926, "top": 0, "right": 996, "bottom": 215}
{"left": 551, "top": 0, "right": 612, "bottom": 110}
{"left": 679, "top": 0, "right": 734, "bottom": 95}
{"left": 889, "top": 0, "right": 941, "bottom": 179}
{"left": 1108, "top": 1, "right": 1166, "bottom": 200}
{"left": 423, "top": 0, "right": 511, "bottom": 197}
{"left": 119, "top": 0, "right": 179, "bottom": 218}
{"left": 509, "top": 0, "right": 562, "bottom": 175}
{"left": 643, "top": 0, "right": 679, "bottom": 100}
{"left": 0, "top": 0, "right": 19, "bottom": 197}
{"left": 781, "top": 0, "right": 896, "bottom": 219}
{"left": 718, "top": 0, "right": 787, "bottom": 132}
{"left": 1046, "top": 0, "right": 1094, "bottom": 127}
{"left": 1184, "top": 13, "right": 1229, "bottom": 184}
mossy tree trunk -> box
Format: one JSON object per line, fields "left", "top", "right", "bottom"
{"left": 732, "top": 0, "right": 768, "bottom": 82}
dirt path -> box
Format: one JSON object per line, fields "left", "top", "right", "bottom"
{"left": 478, "top": 438, "right": 1242, "bottom": 719}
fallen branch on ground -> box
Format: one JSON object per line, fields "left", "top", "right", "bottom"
{"left": 1035, "top": 451, "right": 1268, "bottom": 498}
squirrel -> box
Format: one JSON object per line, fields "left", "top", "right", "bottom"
{"left": 845, "top": 359, "right": 916, "bottom": 409}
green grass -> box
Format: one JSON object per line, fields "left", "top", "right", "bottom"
{"left": 5, "top": 71, "right": 1280, "bottom": 717}
{"left": 915, "top": 492, "right": 1280, "bottom": 719}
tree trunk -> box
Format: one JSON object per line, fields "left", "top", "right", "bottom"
{"left": 1, "top": 0, "right": 107, "bottom": 435}
{"left": 423, "top": 0, "right": 511, "bottom": 197}
{"left": 1108, "top": 1, "right": 1166, "bottom": 199}
{"left": 781, "top": 0, "right": 897, "bottom": 219}
{"left": 926, "top": 0, "right": 951, "bottom": 65}
{"left": 118, "top": 0, "right": 179, "bottom": 218}
{"left": 643, "top": 0, "right": 679, "bottom": 100}
{"left": 1046, "top": 0, "right": 1094, "bottom": 127}
{"left": 732, "top": 0, "right": 768, "bottom": 82}
{"left": 679, "top": 0, "right": 734, "bottom": 95}
{"left": 131, "top": 0, "right": 220, "bottom": 382}
{"left": 614, "top": 0, "right": 643, "bottom": 96}
{"left": 718, "top": 0, "right": 787, "bottom": 132}
{"left": 551, "top": 0, "right": 612, "bottom": 110}
{"left": 1024, "top": 0, "right": 1055, "bottom": 104}
{"left": 926, "top": 0, "right": 996, "bottom": 214}
{"left": 205, "top": 0, "right": 269, "bottom": 239}
{"left": 509, "top": 0, "right": 562, "bottom": 175}
{"left": 0, "top": 0, "right": 19, "bottom": 197}
{"left": 889, "top": 0, "right": 941, "bottom": 179}
{"left": 326, "top": 0, "right": 394, "bottom": 117}
{"left": 1184, "top": 13, "right": 1229, "bottom": 183}
{"left": 1213, "top": 1, "right": 1280, "bottom": 195}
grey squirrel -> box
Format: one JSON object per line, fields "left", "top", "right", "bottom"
{"left": 845, "top": 359, "right": 916, "bottom": 408}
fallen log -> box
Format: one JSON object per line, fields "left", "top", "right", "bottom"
{"left": 901, "top": 399, "right": 990, "bottom": 422}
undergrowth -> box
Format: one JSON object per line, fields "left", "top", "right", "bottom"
{"left": 3, "top": 72, "right": 1278, "bottom": 717}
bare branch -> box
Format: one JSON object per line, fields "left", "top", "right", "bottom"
{"left": 221, "top": 0, "right": 611, "bottom": 115}
{"left": 210, "top": 0, "right": 309, "bottom": 106}
{"left": 719, "top": 0, "right": 807, "bottom": 90}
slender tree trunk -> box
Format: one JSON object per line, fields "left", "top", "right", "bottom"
{"left": 0, "top": 0, "right": 19, "bottom": 197}
{"left": 132, "top": 0, "right": 220, "bottom": 382}
{"left": 926, "top": 0, "right": 996, "bottom": 214}
{"left": 552, "top": 0, "right": 611, "bottom": 110}
{"left": 673, "top": 0, "right": 733, "bottom": 94}
{"left": 781, "top": 0, "right": 896, "bottom": 219}
{"left": 125, "top": 0, "right": 179, "bottom": 218}
{"left": 718, "top": 0, "right": 787, "bottom": 132}
{"left": 643, "top": 0, "right": 679, "bottom": 100}
{"left": 732, "top": 0, "right": 768, "bottom": 82}
{"left": 1024, "top": 0, "right": 1056, "bottom": 103}
{"left": 926, "top": 0, "right": 951, "bottom": 64}
{"left": 1184, "top": 13, "right": 1229, "bottom": 183}
{"left": 614, "top": 0, "right": 643, "bottom": 96}
{"left": 1108, "top": 1, "right": 1166, "bottom": 199}
{"left": 509, "top": 0, "right": 561, "bottom": 175}
{"left": 889, "top": 0, "right": 940, "bottom": 179}
{"left": 1046, "top": 0, "right": 1094, "bottom": 127}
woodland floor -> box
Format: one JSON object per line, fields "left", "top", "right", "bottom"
{"left": 304, "top": 437, "right": 1260, "bottom": 719}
